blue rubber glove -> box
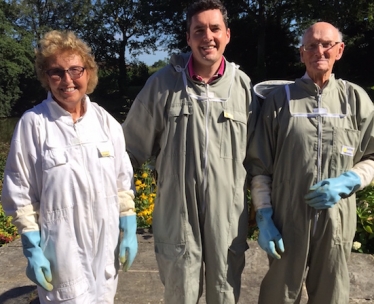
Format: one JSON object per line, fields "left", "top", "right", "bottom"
{"left": 21, "top": 231, "right": 53, "bottom": 291}
{"left": 305, "top": 171, "right": 361, "bottom": 209}
{"left": 119, "top": 215, "right": 138, "bottom": 271}
{"left": 256, "top": 208, "right": 284, "bottom": 259}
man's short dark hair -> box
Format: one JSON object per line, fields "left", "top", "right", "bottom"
{"left": 186, "top": 0, "right": 228, "bottom": 33}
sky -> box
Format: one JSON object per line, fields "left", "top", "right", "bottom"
{"left": 128, "top": 50, "right": 169, "bottom": 66}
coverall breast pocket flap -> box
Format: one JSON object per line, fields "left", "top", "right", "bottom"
{"left": 332, "top": 127, "right": 359, "bottom": 173}
{"left": 224, "top": 110, "right": 247, "bottom": 124}
{"left": 42, "top": 149, "right": 68, "bottom": 170}
{"left": 169, "top": 103, "right": 193, "bottom": 117}
{"left": 97, "top": 142, "right": 114, "bottom": 158}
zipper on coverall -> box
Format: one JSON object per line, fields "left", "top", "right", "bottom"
{"left": 312, "top": 89, "right": 323, "bottom": 236}
{"left": 73, "top": 123, "right": 96, "bottom": 254}
{"left": 201, "top": 83, "right": 212, "bottom": 215}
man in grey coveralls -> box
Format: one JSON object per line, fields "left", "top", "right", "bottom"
{"left": 249, "top": 21, "right": 374, "bottom": 303}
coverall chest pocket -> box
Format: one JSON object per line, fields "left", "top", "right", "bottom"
{"left": 42, "top": 148, "right": 68, "bottom": 170}
{"left": 220, "top": 110, "right": 247, "bottom": 160}
{"left": 165, "top": 103, "right": 193, "bottom": 156}
{"left": 42, "top": 149, "right": 70, "bottom": 200}
{"left": 97, "top": 141, "right": 117, "bottom": 198}
{"left": 330, "top": 127, "right": 360, "bottom": 176}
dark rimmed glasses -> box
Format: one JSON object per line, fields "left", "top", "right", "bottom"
{"left": 46, "top": 66, "right": 86, "bottom": 80}
{"left": 302, "top": 42, "right": 341, "bottom": 52}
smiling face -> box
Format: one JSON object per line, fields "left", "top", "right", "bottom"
{"left": 186, "top": 9, "right": 230, "bottom": 75}
{"left": 300, "top": 22, "right": 344, "bottom": 87}
{"left": 46, "top": 52, "right": 89, "bottom": 113}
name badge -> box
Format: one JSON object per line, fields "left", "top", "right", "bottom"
{"left": 341, "top": 145, "right": 354, "bottom": 157}
{"left": 224, "top": 111, "right": 234, "bottom": 119}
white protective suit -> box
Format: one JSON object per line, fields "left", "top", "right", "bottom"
{"left": 1, "top": 93, "right": 135, "bottom": 304}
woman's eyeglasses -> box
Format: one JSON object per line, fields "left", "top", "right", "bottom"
{"left": 46, "top": 66, "right": 86, "bottom": 80}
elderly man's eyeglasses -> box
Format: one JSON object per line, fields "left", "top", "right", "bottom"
{"left": 46, "top": 66, "right": 86, "bottom": 80}
{"left": 302, "top": 42, "right": 340, "bottom": 52}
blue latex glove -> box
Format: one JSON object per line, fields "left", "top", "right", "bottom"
{"left": 305, "top": 171, "right": 361, "bottom": 209}
{"left": 119, "top": 215, "right": 138, "bottom": 271}
{"left": 21, "top": 231, "right": 53, "bottom": 291}
{"left": 256, "top": 208, "right": 284, "bottom": 259}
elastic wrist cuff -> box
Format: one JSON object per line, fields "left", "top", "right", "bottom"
{"left": 251, "top": 175, "right": 272, "bottom": 211}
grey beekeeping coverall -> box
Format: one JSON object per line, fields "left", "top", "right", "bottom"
{"left": 122, "top": 52, "right": 259, "bottom": 303}
{"left": 249, "top": 75, "right": 374, "bottom": 304}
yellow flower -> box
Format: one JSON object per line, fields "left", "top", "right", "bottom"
{"left": 135, "top": 180, "right": 142, "bottom": 186}
{"left": 142, "top": 172, "right": 148, "bottom": 178}
{"left": 140, "top": 193, "right": 148, "bottom": 200}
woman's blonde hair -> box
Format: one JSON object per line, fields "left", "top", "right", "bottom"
{"left": 35, "top": 30, "right": 98, "bottom": 94}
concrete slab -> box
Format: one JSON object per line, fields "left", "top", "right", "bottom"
{"left": 0, "top": 230, "right": 373, "bottom": 304}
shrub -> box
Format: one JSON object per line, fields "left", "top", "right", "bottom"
{"left": 354, "top": 185, "right": 374, "bottom": 253}
{"left": 133, "top": 162, "right": 157, "bottom": 228}
{"left": 0, "top": 142, "right": 18, "bottom": 246}
{"left": 247, "top": 190, "right": 259, "bottom": 240}
{"left": 0, "top": 203, "right": 18, "bottom": 246}
{"left": 0, "top": 142, "right": 10, "bottom": 181}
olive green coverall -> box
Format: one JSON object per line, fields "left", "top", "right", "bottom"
{"left": 123, "top": 52, "right": 259, "bottom": 303}
{"left": 249, "top": 75, "right": 374, "bottom": 304}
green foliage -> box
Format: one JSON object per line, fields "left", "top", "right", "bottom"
{"left": 247, "top": 190, "right": 259, "bottom": 241}
{"left": 79, "top": 0, "right": 161, "bottom": 94}
{"left": 0, "top": 4, "right": 34, "bottom": 117}
{"left": 133, "top": 162, "right": 157, "bottom": 228}
{"left": 0, "top": 203, "right": 18, "bottom": 246}
{"left": 148, "top": 58, "right": 169, "bottom": 75}
{"left": 354, "top": 185, "right": 374, "bottom": 253}
{"left": 127, "top": 62, "right": 150, "bottom": 86}
{"left": 15, "top": 0, "right": 93, "bottom": 39}
{"left": 95, "top": 68, "right": 120, "bottom": 96}
{"left": 151, "top": 59, "right": 168, "bottom": 69}
{"left": 0, "top": 142, "right": 18, "bottom": 246}
{"left": 0, "top": 142, "right": 10, "bottom": 183}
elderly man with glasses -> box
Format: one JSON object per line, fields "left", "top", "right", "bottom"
{"left": 248, "top": 21, "right": 374, "bottom": 303}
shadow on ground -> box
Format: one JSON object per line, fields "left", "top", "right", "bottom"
{"left": 0, "top": 285, "right": 39, "bottom": 304}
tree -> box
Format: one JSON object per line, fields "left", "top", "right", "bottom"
{"left": 0, "top": 1, "right": 34, "bottom": 117}
{"left": 12, "top": 0, "right": 93, "bottom": 40}
{"left": 151, "top": 59, "right": 169, "bottom": 69}
{"left": 81, "top": 0, "right": 162, "bottom": 95}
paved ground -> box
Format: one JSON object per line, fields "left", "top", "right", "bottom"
{"left": 1, "top": 229, "right": 374, "bottom": 304}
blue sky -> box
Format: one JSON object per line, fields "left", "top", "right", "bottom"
{"left": 128, "top": 50, "right": 169, "bottom": 65}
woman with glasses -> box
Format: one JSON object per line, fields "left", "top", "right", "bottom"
{"left": 1, "top": 30, "right": 137, "bottom": 303}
